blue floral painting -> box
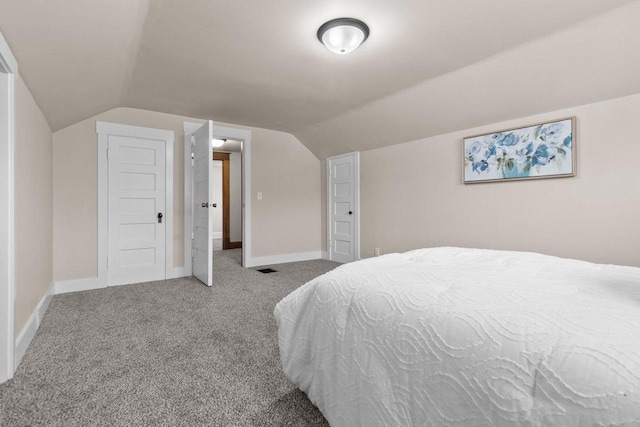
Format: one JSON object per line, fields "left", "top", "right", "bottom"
{"left": 463, "top": 117, "right": 575, "bottom": 183}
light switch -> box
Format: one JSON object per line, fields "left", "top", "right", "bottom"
{"left": 257, "top": 192, "right": 262, "bottom": 200}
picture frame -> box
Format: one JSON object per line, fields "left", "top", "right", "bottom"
{"left": 463, "top": 117, "right": 576, "bottom": 184}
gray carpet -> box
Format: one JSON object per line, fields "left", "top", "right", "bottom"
{"left": 0, "top": 250, "right": 339, "bottom": 426}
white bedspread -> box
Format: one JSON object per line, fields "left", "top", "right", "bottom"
{"left": 274, "top": 247, "right": 640, "bottom": 426}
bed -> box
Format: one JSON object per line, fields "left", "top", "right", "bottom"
{"left": 274, "top": 247, "right": 640, "bottom": 426}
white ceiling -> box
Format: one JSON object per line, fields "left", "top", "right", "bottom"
{"left": 0, "top": 0, "right": 638, "bottom": 158}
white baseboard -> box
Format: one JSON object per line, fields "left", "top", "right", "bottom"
{"left": 56, "top": 269, "right": 189, "bottom": 294}
{"left": 246, "top": 251, "right": 323, "bottom": 268}
{"left": 55, "top": 277, "right": 105, "bottom": 294}
{"left": 15, "top": 281, "right": 55, "bottom": 368}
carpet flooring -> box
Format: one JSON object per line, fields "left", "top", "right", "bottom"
{"left": 0, "top": 250, "right": 339, "bottom": 426}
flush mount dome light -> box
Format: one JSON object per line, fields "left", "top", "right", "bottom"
{"left": 212, "top": 138, "right": 226, "bottom": 148}
{"left": 317, "top": 18, "right": 369, "bottom": 54}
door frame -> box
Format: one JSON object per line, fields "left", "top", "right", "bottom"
{"left": 184, "top": 122, "right": 251, "bottom": 269}
{"left": 326, "top": 152, "right": 360, "bottom": 263}
{"left": 96, "top": 121, "right": 175, "bottom": 288}
{"left": 0, "top": 31, "right": 18, "bottom": 383}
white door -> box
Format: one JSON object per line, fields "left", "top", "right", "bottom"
{"left": 192, "top": 121, "right": 214, "bottom": 286}
{"left": 327, "top": 152, "right": 359, "bottom": 263}
{"left": 108, "top": 136, "right": 166, "bottom": 286}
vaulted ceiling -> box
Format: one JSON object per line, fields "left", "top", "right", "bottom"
{"left": 1, "top": 0, "right": 639, "bottom": 158}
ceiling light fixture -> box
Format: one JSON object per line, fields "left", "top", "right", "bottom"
{"left": 212, "top": 138, "right": 226, "bottom": 148}
{"left": 317, "top": 18, "right": 369, "bottom": 55}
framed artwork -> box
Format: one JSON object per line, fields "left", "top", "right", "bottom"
{"left": 463, "top": 117, "right": 576, "bottom": 184}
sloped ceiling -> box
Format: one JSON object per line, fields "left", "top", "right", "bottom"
{"left": 0, "top": 0, "right": 638, "bottom": 158}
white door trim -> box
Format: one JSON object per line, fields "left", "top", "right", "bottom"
{"left": 0, "top": 30, "right": 18, "bottom": 383}
{"left": 184, "top": 122, "right": 252, "bottom": 269}
{"left": 326, "top": 152, "right": 360, "bottom": 262}
{"left": 96, "top": 121, "right": 175, "bottom": 287}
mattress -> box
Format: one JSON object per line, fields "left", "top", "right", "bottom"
{"left": 274, "top": 247, "right": 640, "bottom": 426}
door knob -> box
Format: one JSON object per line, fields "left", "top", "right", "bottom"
{"left": 348, "top": 211, "right": 353, "bottom": 215}
{"left": 212, "top": 203, "right": 217, "bottom": 208}
{"left": 157, "top": 212, "right": 163, "bottom": 223}
{"left": 201, "top": 202, "right": 209, "bottom": 208}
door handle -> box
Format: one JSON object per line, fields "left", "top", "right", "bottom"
{"left": 201, "top": 202, "right": 209, "bottom": 208}
{"left": 212, "top": 203, "right": 217, "bottom": 208}
{"left": 157, "top": 212, "right": 163, "bottom": 223}
{"left": 348, "top": 211, "right": 353, "bottom": 215}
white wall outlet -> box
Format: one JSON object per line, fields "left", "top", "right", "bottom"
{"left": 374, "top": 248, "right": 380, "bottom": 257}
{"left": 257, "top": 192, "right": 262, "bottom": 200}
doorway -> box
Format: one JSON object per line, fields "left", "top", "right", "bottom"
{"left": 96, "top": 121, "right": 175, "bottom": 288}
{"left": 213, "top": 148, "right": 242, "bottom": 252}
{"left": 0, "top": 31, "right": 18, "bottom": 383}
{"left": 212, "top": 158, "right": 223, "bottom": 251}
{"left": 183, "top": 122, "right": 252, "bottom": 273}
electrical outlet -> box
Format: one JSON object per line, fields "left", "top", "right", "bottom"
{"left": 257, "top": 192, "right": 262, "bottom": 200}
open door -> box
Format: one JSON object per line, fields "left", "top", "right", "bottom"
{"left": 192, "top": 121, "right": 214, "bottom": 286}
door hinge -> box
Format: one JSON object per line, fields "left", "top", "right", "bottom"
{"left": 106, "top": 147, "right": 109, "bottom": 159}
{"left": 106, "top": 256, "right": 109, "bottom": 268}
{"left": 191, "top": 232, "right": 194, "bottom": 240}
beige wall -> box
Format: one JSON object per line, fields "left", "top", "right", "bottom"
{"left": 15, "top": 75, "right": 53, "bottom": 333}
{"left": 358, "top": 93, "right": 640, "bottom": 268}
{"left": 250, "top": 130, "right": 321, "bottom": 257}
{"left": 53, "top": 108, "right": 321, "bottom": 281}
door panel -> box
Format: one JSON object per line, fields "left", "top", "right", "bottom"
{"left": 192, "top": 121, "right": 214, "bottom": 286}
{"left": 328, "top": 153, "right": 359, "bottom": 263}
{"left": 108, "top": 136, "right": 166, "bottom": 286}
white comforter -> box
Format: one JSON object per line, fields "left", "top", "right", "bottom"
{"left": 274, "top": 247, "right": 640, "bottom": 427}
